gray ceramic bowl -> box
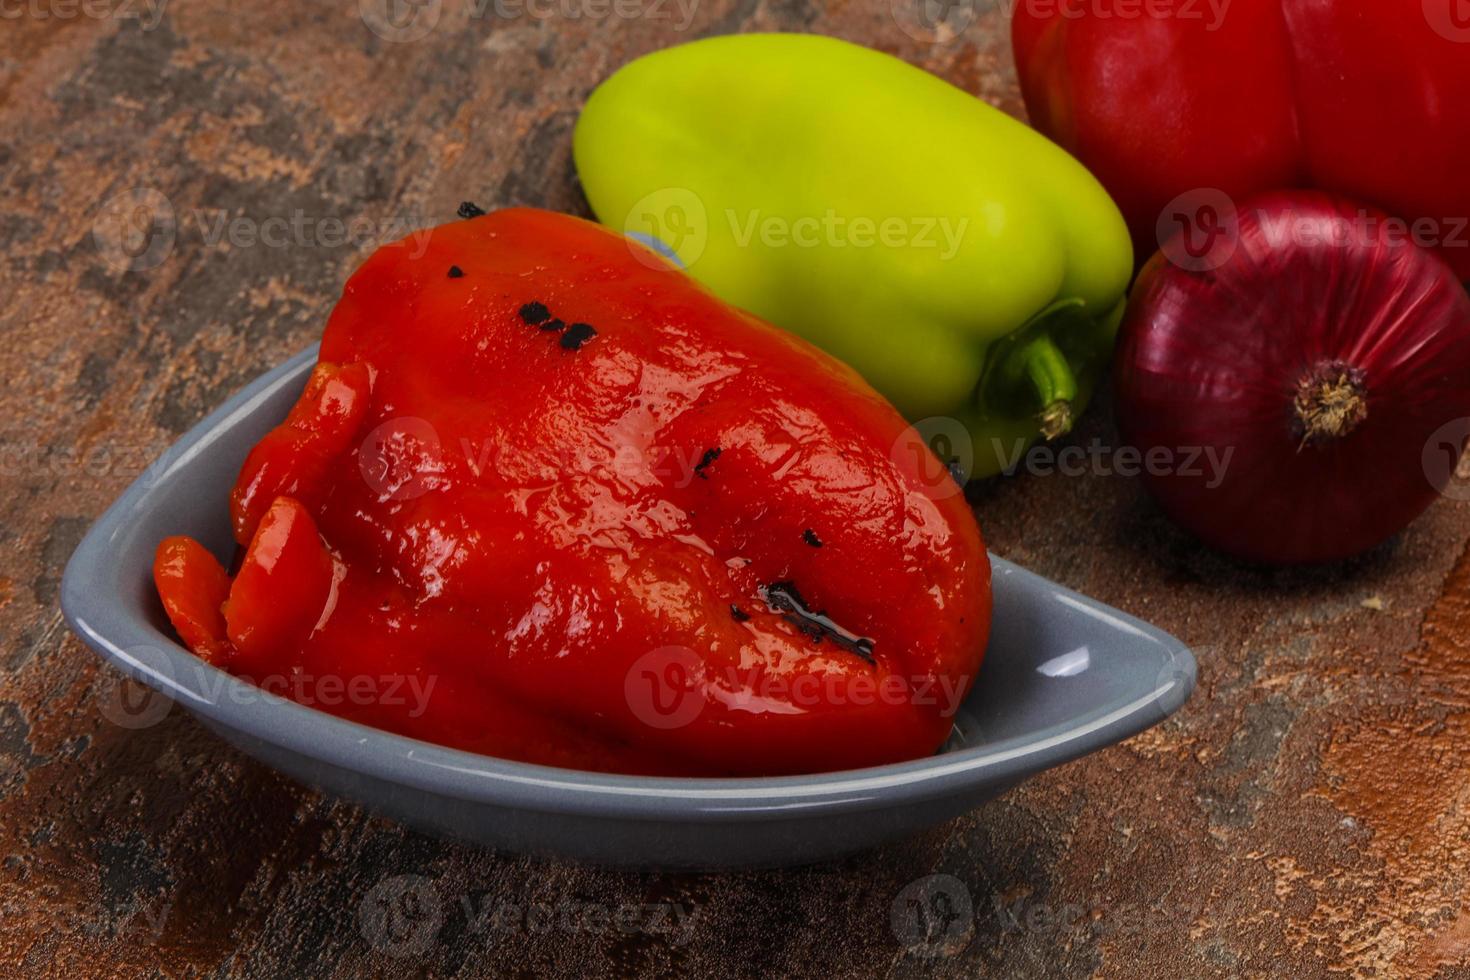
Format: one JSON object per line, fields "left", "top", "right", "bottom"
{"left": 61, "top": 347, "right": 1195, "bottom": 869}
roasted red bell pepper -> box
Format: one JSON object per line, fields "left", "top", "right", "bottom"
{"left": 154, "top": 207, "right": 992, "bottom": 777}
{"left": 153, "top": 537, "right": 232, "bottom": 666}
{"left": 1012, "top": 5, "right": 1470, "bottom": 278}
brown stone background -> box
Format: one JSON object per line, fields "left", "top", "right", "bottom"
{"left": 2, "top": 1, "right": 1469, "bottom": 976}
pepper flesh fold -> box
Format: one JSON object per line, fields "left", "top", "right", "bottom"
{"left": 573, "top": 34, "right": 1133, "bottom": 478}
{"left": 154, "top": 208, "right": 992, "bottom": 777}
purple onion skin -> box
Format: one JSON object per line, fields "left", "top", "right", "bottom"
{"left": 1114, "top": 191, "right": 1470, "bottom": 564}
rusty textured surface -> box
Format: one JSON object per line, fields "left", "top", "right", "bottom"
{"left": 1, "top": 3, "right": 1468, "bottom": 977}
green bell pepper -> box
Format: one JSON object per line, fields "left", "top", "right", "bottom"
{"left": 573, "top": 33, "right": 1132, "bottom": 479}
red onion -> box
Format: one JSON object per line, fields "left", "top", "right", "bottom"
{"left": 1114, "top": 191, "right": 1470, "bottom": 564}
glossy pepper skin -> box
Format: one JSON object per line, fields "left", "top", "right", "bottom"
{"left": 573, "top": 34, "right": 1133, "bottom": 479}
{"left": 154, "top": 208, "right": 992, "bottom": 777}
{"left": 1013, "top": 4, "right": 1470, "bottom": 279}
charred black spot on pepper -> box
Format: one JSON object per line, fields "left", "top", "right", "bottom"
{"left": 730, "top": 605, "right": 750, "bottom": 623}
{"left": 560, "top": 322, "right": 597, "bottom": 351}
{"left": 518, "top": 302, "right": 550, "bottom": 325}
{"left": 540, "top": 317, "right": 566, "bottom": 333}
{"left": 694, "top": 447, "right": 721, "bottom": 479}
{"left": 802, "top": 528, "right": 823, "bottom": 548}
{"left": 763, "top": 580, "right": 808, "bottom": 613}
{"left": 457, "top": 201, "right": 486, "bottom": 219}
{"left": 760, "top": 580, "right": 875, "bottom": 663}
{"left": 447, "top": 265, "right": 464, "bottom": 279}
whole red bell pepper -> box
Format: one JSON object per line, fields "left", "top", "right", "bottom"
{"left": 154, "top": 207, "right": 992, "bottom": 777}
{"left": 1012, "top": 3, "right": 1470, "bottom": 278}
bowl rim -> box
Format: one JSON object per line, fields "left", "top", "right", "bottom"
{"left": 60, "top": 346, "right": 1196, "bottom": 822}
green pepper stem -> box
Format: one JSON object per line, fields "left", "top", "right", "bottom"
{"left": 1001, "top": 333, "right": 1077, "bottom": 440}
